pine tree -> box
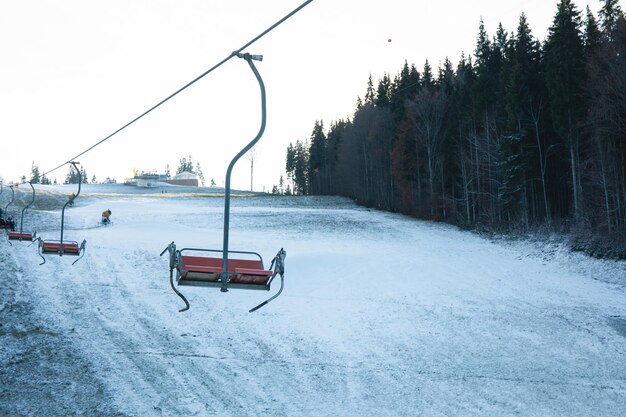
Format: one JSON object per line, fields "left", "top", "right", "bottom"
{"left": 30, "top": 162, "right": 41, "bottom": 184}
{"left": 65, "top": 166, "right": 81, "bottom": 184}
{"left": 473, "top": 18, "right": 495, "bottom": 115}
{"left": 308, "top": 120, "right": 327, "bottom": 194}
{"left": 498, "top": 13, "right": 548, "bottom": 226}
{"left": 599, "top": 0, "right": 623, "bottom": 38}
{"left": 421, "top": 60, "right": 434, "bottom": 89}
{"left": 364, "top": 74, "right": 375, "bottom": 105}
{"left": 293, "top": 140, "right": 309, "bottom": 195}
{"left": 285, "top": 142, "right": 296, "bottom": 191}
{"left": 389, "top": 61, "right": 419, "bottom": 133}
{"left": 584, "top": 6, "right": 603, "bottom": 55}
{"left": 585, "top": 10, "right": 626, "bottom": 233}
{"left": 195, "top": 162, "right": 205, "bottom": 186}
{"left": 278, "top": 175, "right": 285, "bottom": 194}
{"left": 177, "top": 155, "right": 194, "bottom": 174}
{"left": 545, "top": 0, "right": 586, "bottom": 220}
{"left": 286, "top": 140, "right": 310, "bottom": 194}
{"left": 506, "top": 13, "right": 542, "bottom": 131}
{"left": 375, "top": 74, "right": 391, "bottom": 107}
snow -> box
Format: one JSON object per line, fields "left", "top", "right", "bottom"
{"left": 2, "top": 184, "right": 626, "bottom": 416}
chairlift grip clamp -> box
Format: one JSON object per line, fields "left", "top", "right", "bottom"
{"left": 235, "top": 52, "right": 263, "bottom": 62}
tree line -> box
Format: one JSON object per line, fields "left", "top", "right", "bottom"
{"left": 283, "top": 0, "right": 626, "bottom": 258}
{"left": 24, "top": 155, "right": 210, "bottom": 186}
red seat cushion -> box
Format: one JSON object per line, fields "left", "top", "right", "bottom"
{"left": 233, "top": 267, "right": 273, "bottom": 276}
{"left": 231, "top": 265, "right": 273, "bottom": 285}
{"left": 180, "top": 256, "right": 266, "bottom": 272}
{"left": 42, "top": 242, "right": 80, "bottom": 254}
{"left": 184, "top": 264, "right": 223, "bottom": 273}
{"left": 180, "top": 255, "right": 272, "bottom": 284}
{"left": 9, "top": 232, "right": 33, "bottom": 240}
{"left": 181, "top": 256, "right": 222, "bottom": 272}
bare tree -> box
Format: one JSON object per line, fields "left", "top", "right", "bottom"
{"left": 246, "top": 148, "right": 258, "bottom": 192}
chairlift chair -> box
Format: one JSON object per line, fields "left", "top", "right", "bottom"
{"left": 8, "top": 182, "right": 37, "bottom": 242}
{"left": 161, "top": 53, "right": 286, "bottom": 313}
{"left": 36, "top": 162, "right": 86, "bottom": 265}
{"left": 0, "top": 184, "right": 16, "bottom": 231}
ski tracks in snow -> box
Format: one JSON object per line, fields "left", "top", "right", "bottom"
{"left": 3, "top": 194, "right": 626, "bottom": 416}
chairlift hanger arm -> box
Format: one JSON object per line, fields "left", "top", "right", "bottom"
{"left": 5, "top": 185, "right": 15, "bottom": 214}
{"left": 8, "top": 182, "right": 36, "bottom": 241}
{"left": 18, "top": 181, "right": 35, "bottom": 235}
{"left": 60, "top": 162, "right": 81, "bottom": 246}
{"left": 221, "top": 53, "right": 267, "bottom": 293}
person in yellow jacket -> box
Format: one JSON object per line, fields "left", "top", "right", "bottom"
{"left": 102, "top": 209, "right": 112, "bottom": 225}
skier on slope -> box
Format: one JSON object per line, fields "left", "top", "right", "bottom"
{"left": 101, "top": 209, "right": 112, "bottom": 225}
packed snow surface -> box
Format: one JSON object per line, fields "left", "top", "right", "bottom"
{"left": 1, "top": 184, "right": 626, "bottom": 416}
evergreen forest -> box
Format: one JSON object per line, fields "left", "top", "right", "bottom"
{"left": 283, "top": 0, "right": 626, "bottom": 259}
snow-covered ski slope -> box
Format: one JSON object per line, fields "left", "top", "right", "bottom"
{"left": 2, "top": 185, "right": 626, "bottom": 416}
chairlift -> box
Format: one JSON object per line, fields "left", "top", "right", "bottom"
{"left": 0, "top": 184, "right": 16, "bottom": 231}
{"left": 161, "top": 53, "right": 286, "bottom": 313}
{"left": 8, "top": 182, "right": 37, "bottom": 242}
{"left": 36, "top": 161, "right": 86, "bottom": 265}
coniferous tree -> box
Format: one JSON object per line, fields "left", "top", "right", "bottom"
{"left": 65, "top": 166, "right": 81, "bottom": 184}
{"left": 472, "top": 18, "right": 505, "bottom": 226}
{"left": 293, "top": 140, "right": 309, "bottom": 195}
{"left": 390, "top": 61, "right": 419, "bottom": 121}
{"left": 585, "top": 10, "right": 626, "bottom": 234}
{"left": 308, "top": 120, "right": 327, "bottom": 195}
{"left": 584, "top": 6, "right": 603, "bottom": 54}
{"left": 285, "top": 142, "right": 296, "bottom": 191}
{"left": 284, "top": 140, "right": 309, "bottom": 195}
{"left": 544, "top": 0, "right": 586, "bottom": 221}
{"left": 421, "top": 60, "right": 434, "bottom": 89}
{"left": 364, "top": 74, "right": 375, "bottom": 105}
{"left": 375, "top": 74, "right": 392, "bottom": 108}
{"left": 195, "top": 162, "right": 205, "bottom": 186}
{"left": 30, "top": 162, "right": 41, "bottom": 184}
{"left": 500, "top": 13, "right": 545, "bottom": 227}
{"left": 176, "top": 155, "right": 194, "bottom": 174}
{"left": 599, "top": 0, "right": 624, "bottom": 37}
{"left": 280, "top": 1, "right": 626, "bottom": 257}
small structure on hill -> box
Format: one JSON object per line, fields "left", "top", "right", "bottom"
{"left": 167, "top": 171, "right": 199, "bottom": 187}
{"left": 135, "top": 173, "right": 168, "bottom": 187}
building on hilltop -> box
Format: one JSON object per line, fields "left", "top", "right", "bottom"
{"left": 127, "top": 169, "right": 168, "bottom": 187}
{"left": 166, "top": 171, "right": 199, "bottom": 187}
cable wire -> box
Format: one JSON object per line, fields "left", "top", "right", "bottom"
{"left": 42, "top": 0, "right": 314, "bottom": 177}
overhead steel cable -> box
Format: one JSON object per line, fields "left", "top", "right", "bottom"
{"left": 41, "top": 0, "right": 314, "bottom": 178}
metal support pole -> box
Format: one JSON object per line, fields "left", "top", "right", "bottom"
{"left": 60, "top": 162, "right": 81, "bottom": 253}
{"left": 221, "top": 53, "right": 266, "bottom": 292}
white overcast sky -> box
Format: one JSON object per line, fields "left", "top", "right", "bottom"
{"left": 0, "top": 0, "right": 607, "bottom": 190}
